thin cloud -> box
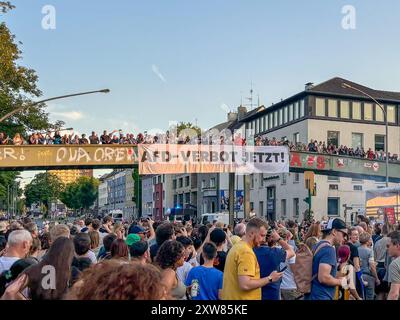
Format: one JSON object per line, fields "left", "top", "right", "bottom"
{"left": 151, "top": 64, "right": 166, "bottom": 83}
{"left": 51, "top": 111, "right": 85, "bottom": 120}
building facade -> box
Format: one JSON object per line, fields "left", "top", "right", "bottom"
{"left": 241, "top": 77, "right": 400, "bottom": 222}
{"left": 49, "top": 169, "right": 93, "bottom": 185}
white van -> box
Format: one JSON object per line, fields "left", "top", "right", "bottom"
{"left": 110, "top": 210, "right": 124, "bottom": 223}
{"left": 201, "top": 213, "right": 229, "bottom": 226}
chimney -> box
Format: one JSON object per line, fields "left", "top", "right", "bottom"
{"left": 305, "top": 82, "right": 314, "bottom": 90}
{"left": 227, "top": 111, "right": 238, "bottom": 122}
{"left": 237, "top": 106, "right": 247, "bottom": 120}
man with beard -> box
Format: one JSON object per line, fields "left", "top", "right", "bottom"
{"left": 307, "top": 218, "right": 348, "bottom": 300}
{"left": 221, "top": 217, "right": 283, "bottom": 300}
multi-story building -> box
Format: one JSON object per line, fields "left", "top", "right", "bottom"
{"left": 49, "top": 169, "right": 93, "bottom": 185}
{"left": 241, "top": 77, "right": 400, "bottom": 222}
{"left": 142, "top": 174, "right": 174, "bottom": 221}
{"left": 141, "top": 175, "right": 154, "bottom": 217}
{"left": 98, "top": 169, "right": 135, "bottom": 218}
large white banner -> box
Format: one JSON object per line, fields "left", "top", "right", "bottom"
{"left": 138, "top": 144, "right": 289, "bottom": 174}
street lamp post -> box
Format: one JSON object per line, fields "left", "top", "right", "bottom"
{"left": 342, "top": 83, "right": 389, "bottom": 187}
{"left": 0, "top": 89, "right": 110, "bottom": 123}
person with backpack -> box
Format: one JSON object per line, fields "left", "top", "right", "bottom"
{"left": 294, "top": 218, "right": 348, "bottom": 300}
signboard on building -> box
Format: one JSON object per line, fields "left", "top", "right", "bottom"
{"left": 139, "top": 144, "right": 290, "bottom": 174}
{"left": 220, "top": 190, "right": 244, "bottom": 211}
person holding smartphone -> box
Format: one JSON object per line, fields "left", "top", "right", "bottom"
{"left": 253, "top": 227, "right": 295, "bottom": 300}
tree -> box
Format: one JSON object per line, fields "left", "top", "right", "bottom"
{"left": 24, "top": 173, "right": 64, "bottom": 213}
{"left": 0, "top": 2, "right": 61, "bottom": 138}
{"left": 1, "top": 2, "right": 63, "bottom": 215}
{"left": 59, "top": 177, "right": 99, "bottom": 214}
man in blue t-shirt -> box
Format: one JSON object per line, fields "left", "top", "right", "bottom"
{"left": 254, "top": 228, "right": 295, "bottom": 300}
{"left": 308, "top": 218, "right": 348, "bottom": 300}
{"left": 185, "top": 242, "right": 223, "bottom": 300}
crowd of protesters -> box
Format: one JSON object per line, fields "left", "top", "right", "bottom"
{"left": 0, "top": 212, "right": 399, "bottom": 300}
{"left": 1, "top": 129, "right": 398, "bottom": 162}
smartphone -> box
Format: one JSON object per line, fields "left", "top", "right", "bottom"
{"left": 278, "top": 265, "right": 288, "bottom": 273}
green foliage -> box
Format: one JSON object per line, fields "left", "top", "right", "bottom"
{"left": 24, "top": 173, "right": 64, "bottom": 211}
{"left": 0, "top": 171, "right": 19, "bottom": 210}
{"left": 0, "top": 3, "right": 60, "bottom": 138}
{"left": 176, "top": 122, "right": 201, "bottom": 136}
{"left": 60, "top": 177, "right": 99, "bottom": 212}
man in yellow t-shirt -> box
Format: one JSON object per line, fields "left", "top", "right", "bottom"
{"left": 221, "top": 217, "right": 283, "bottom": 300}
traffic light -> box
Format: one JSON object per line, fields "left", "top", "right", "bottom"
{"left": 304, "top": 171, "right": 315, "bottom": 190}
{"left": 311, "top": 183, "right": 317, "bottom": 196}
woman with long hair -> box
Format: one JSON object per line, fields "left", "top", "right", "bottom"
{"left": 154, "top": 240, "right": 186, "bottom": 300}
{"left": 304, "top": 222, "right": 321, "bottom": 242}
{"left": 113, "top": 223, "right": 126, "bottom": 240}
{"left": 23, "top": 237, "right": 75, "bottom": 300}
{"left": 110, "top": 239, "right": 129, "bottom": 260}
{"left": 12, "top": 133, "right": 24, "bottom": 145}
{"left": 88, "top": 231, "right": 100, "bottom": 257}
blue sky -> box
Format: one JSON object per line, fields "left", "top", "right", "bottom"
{"left": 3, "top": 0, "right": 400, "bottom": 135}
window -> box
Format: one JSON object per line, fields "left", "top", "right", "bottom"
{"left": 279, "top": 108, "right": 283, "bottom": 125}
{"left": 178, "top": 194, "right": 183, "bottom": 205}
{"left": 328, "top": 99, "right": 338, "bottom": 117}
{"left": 289, "top": 104, "right": 293, "bottom": 121}
{"left": 294, "top": 173, "right": 300, "bottom": 183}
{"left": 293, "top": 132, "right": 300, "bottom": 144}
{"left": 179, "top": 178, "right": 183, "bottom": 188}
{"left": 201, "top": 180, "right": 206, "bottom": 189}
{"left": 282, "top": 173, "right": 287, "bottom": 185}
{"left": 260, "top": 173, "right": 264, "bottom": 187}
{"left": 329, "top": 184, "right": 339, "bottom": 190}
{"left": 352, "top": 133, "right": 363, "bottom": 149}
{"left": 156, "top": 192, "right": 160, "bottom": 200}
{"left": 354, "top": 185, "right": 363, "bottom": 191}
{"left": 284, "top": 106, "right": 288, "bottom": 123}
{"left": 352, "top": 102, "right": 361, "bottom": 120}
{"left": 364, "top": 103, "right": 373, "bottom": 121}
{"left": 250, "top": 174, "right": 254, "bottom": 189}
{"left": 185, "top": 193, "right": 190, "bottom": 204}
{"left": 210, "top": 178, "right": 216, "bottom": 188}
{"left": 293, "top": 198, "right": 299, "bottom": 217}
{"left": 376, "top": 105, "right": 384, "bottom": 122}
{"left": 185, "top": 176, "right": 190, "bottom": 187}
{"left": 375, "top": 135, "right": 385, "bottom": 151}
{"left": 316, "top": 98, "right": 326, "bottom": 116}
{"left": 387, "top": 105, "right": 396, "bottom": 123}
{"left": 328, "top": 198, "right": 339, "bottom": 216}
{"left": 340, "top": 101, "right": 350, "bottom": 119}
{"left": 281, "top": 199, "right": 287, "bottom": 217}
{"left": 300, "top": 100, "right": 305, "bottom": 117}
{"left": 274, "top": 111, "right": 278, "bottom": 127}
{"left": 173, "top": 179, "right": 177, "bottom": 189}
{"left": 158, "top": 176, "right": 161, "bottom": 184}
{"left": 327, "top": 131, "right": 339, "bottom": 147}
{"left": 259, "top": 201, "right": 264, "bottom": 216}
{"left": 294, "top": 102, "right": 299, "bottom": 120}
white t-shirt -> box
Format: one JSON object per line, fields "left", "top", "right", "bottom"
{"left": 85, "top": 250, "right": 97, "bottom": 264}
{"left": 279, "top": 245, "right": 297, "bottom": 290}
{"left": 0, "top": 256, "right": 20, "bottom": 274}
{"left": 177, "top": 261, "right": 193, "bottom": 284}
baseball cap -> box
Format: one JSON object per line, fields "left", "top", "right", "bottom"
{"left": 128, "top": 225, "right": 146, "bottom": 235}
{"left": 125, "top": 233, "right": 141, "bottom": 246}
{"left": 321, "top": 218, "right": 347, "bottom": 235}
